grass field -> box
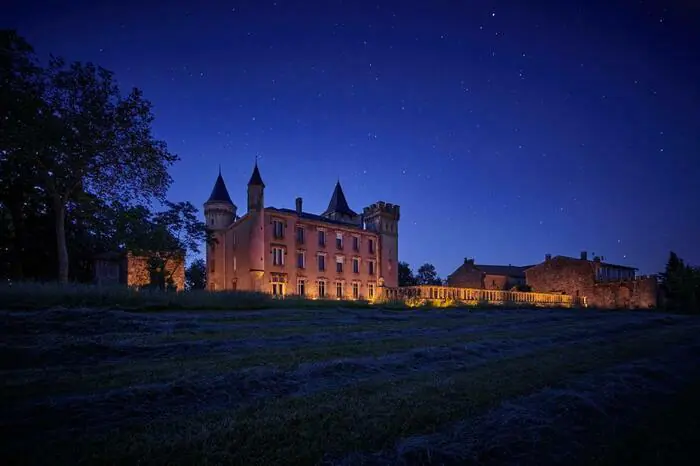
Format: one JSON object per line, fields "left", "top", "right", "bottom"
{"left": 2, "top": 306, "right": 700, "bottom": 465}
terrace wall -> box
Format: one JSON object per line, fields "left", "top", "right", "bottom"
{"left": 389, "top": 285, "right": 584, "bottom": 308}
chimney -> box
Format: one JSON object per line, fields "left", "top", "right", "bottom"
{"left": 580, "top": 251, "right": 588, "bottom": 261}
{"left": 295, "top": 197, "right": 302, "bottom": 214}
{"left": 545, "top": 254, "right": 552, "bottom": 262}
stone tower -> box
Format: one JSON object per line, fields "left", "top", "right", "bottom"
{"left": 363, "top": 202, "right": 400, "bottom": 288}
{"left": 204, "top": 169, "right": 236, "bottom": 290}
{"left": 247, "top": 162, "right": 266, "bottom": 291}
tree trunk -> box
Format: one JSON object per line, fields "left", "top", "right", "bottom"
{"left": 7, "top": 197, "right": 25, "bottom": 280}
{"left": 53, "top": 196, "right": 69, "bottom": 283}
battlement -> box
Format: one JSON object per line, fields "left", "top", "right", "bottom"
{"left": 363, "top": 201, "right": 400, "bottom": 220}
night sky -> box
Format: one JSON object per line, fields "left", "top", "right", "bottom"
{"left": 5, "top": 0, "right": 700, "bottom": 276}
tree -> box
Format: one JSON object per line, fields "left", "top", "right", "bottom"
{"left": 659, "top": 251, "right": 700, "bottom": 314}
{"left": 1, "top": 30, "right": 47, "bottom": 280}
{"left": 398, "top": 261, "right": 417, "bottom": 287}
{"left": 416, "top": 263, "right": 442, "bottom": 286}
{"left": 186, "top": 258, "right": 207, "bottom": 290}
{"left": 2, "top": 31, "right": 179, "bottom": 282}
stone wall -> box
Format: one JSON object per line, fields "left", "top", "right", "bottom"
{"left": 526, "top": 256, "right": 657, "bottom": 309}
{"left": 126, "top": 252, "right": 185, "bottom": 291}
{"left": 484, "top": 274, "right": 510, "bottom": 290}
{"left": 591, "top": 277, "right": 658, "bottom": 309}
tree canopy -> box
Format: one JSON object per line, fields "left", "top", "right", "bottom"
{"left": 660, "top": 251, "right": 699, "bottom": 314}
{"left": 399, "top": 262, "right": 442, "bottom": 286}
{"left": 0, "top": 30, "right": 207, "bottom": 285}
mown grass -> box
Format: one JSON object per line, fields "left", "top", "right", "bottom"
{"left": 2, "top": 305, "right": 699, "bottom": 465}
{"left": 591, "top": 377, "right": 700, "bottom": 466}
{"left": 1, "top": 316, "right": 587, "bottom": 401}
{"left": 80, "top": 324, "right": 698, "bottom": 465}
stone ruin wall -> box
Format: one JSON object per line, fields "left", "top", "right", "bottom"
{"left": 126, "top": 253, "right": 186, "bottom": 291}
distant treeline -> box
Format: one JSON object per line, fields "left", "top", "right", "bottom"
{"left": 660, "top": 252, "right": 700, "bottom": 314}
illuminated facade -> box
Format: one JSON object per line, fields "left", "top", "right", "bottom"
{"left": 204, "top": 163, "right": 400, "bottom": 299}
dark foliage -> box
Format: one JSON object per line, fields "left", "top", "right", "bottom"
{"left": 659, "top": 251, "right": 700, "bottom": 314}
{"left": 185, "top": 259, "right": 207, "bottom": 290}
{"left": 415, "top": 262, "right": 443, "bottom": 286}
{"left": 398, "top": 261, "right": 417, "bottom": 287}
{"left": 0, "top": 30, "right": 209, "bottom": 285}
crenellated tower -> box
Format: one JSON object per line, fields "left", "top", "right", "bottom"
{"left": 247, "top": 162, "right": 266, "bottom": 291}
{"left": 204, "top": 169, "right": 236, "bottom": 290}
{"left": 363, "top": 201, "right": 400, "bottom": 288}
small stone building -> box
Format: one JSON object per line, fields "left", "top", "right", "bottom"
{"left": 94, "top": 251, "right": 185, "bottom": 291}
{"left": 447, "top": 258, "right": 532, "bottom": 290}
{"left": 525, "top": 252, "right": 657, "bottom": 309}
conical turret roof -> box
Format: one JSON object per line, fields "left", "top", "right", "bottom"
{"left": 323, "top": 181, "right": 357, "bottom": 217}
{"left": 248, "top": 162, "right": 265, "bottom": 187}
{"left": 206, "top": 171, "right": 234, "bottom": 205}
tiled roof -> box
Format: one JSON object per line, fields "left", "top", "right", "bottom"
{"left": 476, "top": 264, "right": 530, "bottom": 278}
{"left": 449, "top": 262, "right": 531, "bottom": 279}
{"left": 267, "top": 207, "right": 367, "bottom": 231}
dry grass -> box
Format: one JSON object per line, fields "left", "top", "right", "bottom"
{"left": 1, "top": 305, "right": 699, "bottom": 465}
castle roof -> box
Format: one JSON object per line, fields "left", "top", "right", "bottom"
{"left": 449, "top": 261, "right": 531, "bottom": 279}
{"left": 267, "top": 207, "right": 368, "bottom": 231}
{"left": 476, "top": 264, "right": 532, "bottom": 278}
{"left": 248, "top": 162, "right": 265, "bottom": 187}
{"left": 323, "top": 181, "right": 357, "bottom": 217}
{"left": 206, "top": 171, "right": 234, "bottom": 205}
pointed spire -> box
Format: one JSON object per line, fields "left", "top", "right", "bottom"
{"left": 248, "top": 160, "right": 265, "bottom": 187}
{"left": 323, "top": 180, "right": 357, "bottom": 217}
{"left": 207, "top": 170, "right": 234, "bottom": 205}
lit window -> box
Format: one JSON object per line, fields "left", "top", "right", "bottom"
{"left": 271, "top": 283, "right": 285, "bottom": 296}
{"left": 336, "top": 281, "right": 343, "bottom": 298}
{"left": 272, "top": 247, "right": 284, "bottom": 266}
{"left": 352, "top": 282, "right": 359, "bottom": 299}
{"left": 273, "top": 219, "right": 284, "bottom": 239}
{"left": 336, "top": 256, "right": 344, "bottom": 273}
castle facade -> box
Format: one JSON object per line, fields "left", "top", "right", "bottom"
{"left": 204, "top": 163, "right": 399, "bottom": 299}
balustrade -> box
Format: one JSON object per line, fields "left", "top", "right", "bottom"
{"left": 382, "top": 285, "right": 585, "bottom": 308}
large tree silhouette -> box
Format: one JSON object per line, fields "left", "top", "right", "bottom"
{"left": 1, "top": 30, "right": 178, "bottom": 282}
